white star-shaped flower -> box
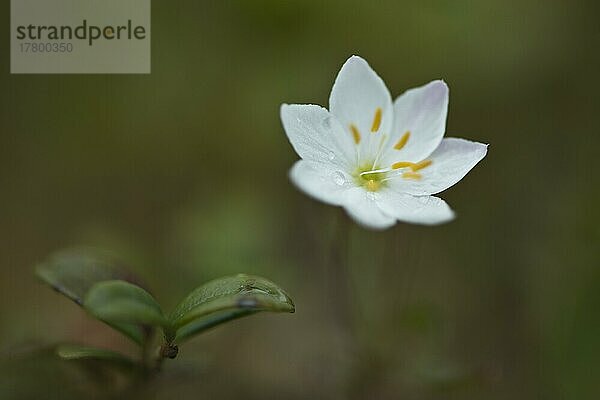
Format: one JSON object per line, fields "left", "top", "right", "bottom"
{"left": 281, "top": 55, "right": 488, "bottom": 230}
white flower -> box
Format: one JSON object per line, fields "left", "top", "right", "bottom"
{"left": 280, "top": 55, "right": 488, "bottom": 230}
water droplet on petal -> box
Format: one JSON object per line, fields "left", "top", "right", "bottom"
{"left": 366, "top": 191, "right": 377, "bottom": 200}
{"left": 327, "top": 151, "right": 336, "bottom": 161}
{"left": 332, "top": 171, "right": 345, "bottom": 186}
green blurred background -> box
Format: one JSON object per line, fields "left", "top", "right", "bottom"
{"left": 1, "top": 0, "right": 598, "bottom": 398}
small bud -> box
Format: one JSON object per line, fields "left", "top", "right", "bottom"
{"left": 161, "top": 344, "right": 179, "bottom": 359}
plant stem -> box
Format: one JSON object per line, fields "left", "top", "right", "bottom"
{"left": 155, "top": 342, "right": 178, "bottom": 371}
{"left": 328, "top": 213, "right": 393, "bottom": 399}
{"left": 328, "top": 212, "right": 355, "bottom": 334}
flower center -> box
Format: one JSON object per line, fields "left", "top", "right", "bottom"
{"left": 354, "top": 163, "right": 387, "bottom": 192}
{"left": 346, "top": 109, "right": 434, "bottom": 190}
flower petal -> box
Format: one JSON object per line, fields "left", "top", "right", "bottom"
{"left": 281, "top": 104, "right": 355, "bottom": 169}
{"left": 388, "top": 138, "right": 488, "bottom": 195}
{"left": 329, "top": 56, "right": 393, "bottom": 158}
{"left": 377, "top": 192, "right": 455, "bottom": 225}
{"left": 381, "top": 80, "right": 449, "bottom": 165}
{"left": 341, "top": 187, "right": 396, "bottom": 230}
{"left": 290, "top": 160, "right": 353, "bottom": 206}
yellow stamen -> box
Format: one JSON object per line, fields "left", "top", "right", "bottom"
{"left": 410, "top": 159, "right": 432, "bottom": 171}
{"left": 402, "top": 172, "right": 422, "bottom": 180}
{"left": 350, "top": 124, "right": 361, "bottom": 144}
{"left": 394, "top": 131, "right": 410, "bottom": 150}
{"left": 365, "top": 179, "right": 381, "bottom": 192}
{"left": 371, "top": 108, "right": 382, "bottom": 132}
{"left": 392, "top": 161, "right": 414, "bottom": 170}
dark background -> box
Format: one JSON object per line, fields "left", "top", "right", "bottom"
{"left": 1, "top": 0, "right": 598, "bottom": 398}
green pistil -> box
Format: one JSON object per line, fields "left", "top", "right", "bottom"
{"left": 353, "top": 163, "right": 387, "bottom": 192}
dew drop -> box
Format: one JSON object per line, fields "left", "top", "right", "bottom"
{"left": 327, "top": 151, "right": 336, "bottom": 161}
{"left": 332, "top": 171, "right": 345, "bottom": 186}
{"left": 238, "top": 297, "right": 258, "bottom": 308}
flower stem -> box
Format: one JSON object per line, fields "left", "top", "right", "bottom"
{"left": 328, "top": 212, "right": 355, "bottom": 333}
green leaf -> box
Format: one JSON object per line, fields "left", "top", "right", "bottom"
{"left": 170, "top": 274, "right": 294, "bottom": 342}
{"left": 84, "top": 280, "right": 170, "bottom": 331}
{"left": 36, "top": 248, "right": 155, "bottom": 344}
{"left": 1, "top": 345, "right": 141, "bottom": 398}
{"left": 36, "top": 247, "right": 140, "bottom": 305}
{"left": 102, "top": 322, "right": 148, "bottom": 346}
{"left": 0, "top": 347, "right": 112, "bottom": 399}
{"left": 56, "top": 344, "right": 135, "bottom": 367}
{"left": 175, "top": 309, "right": 256, "bottom": 342}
